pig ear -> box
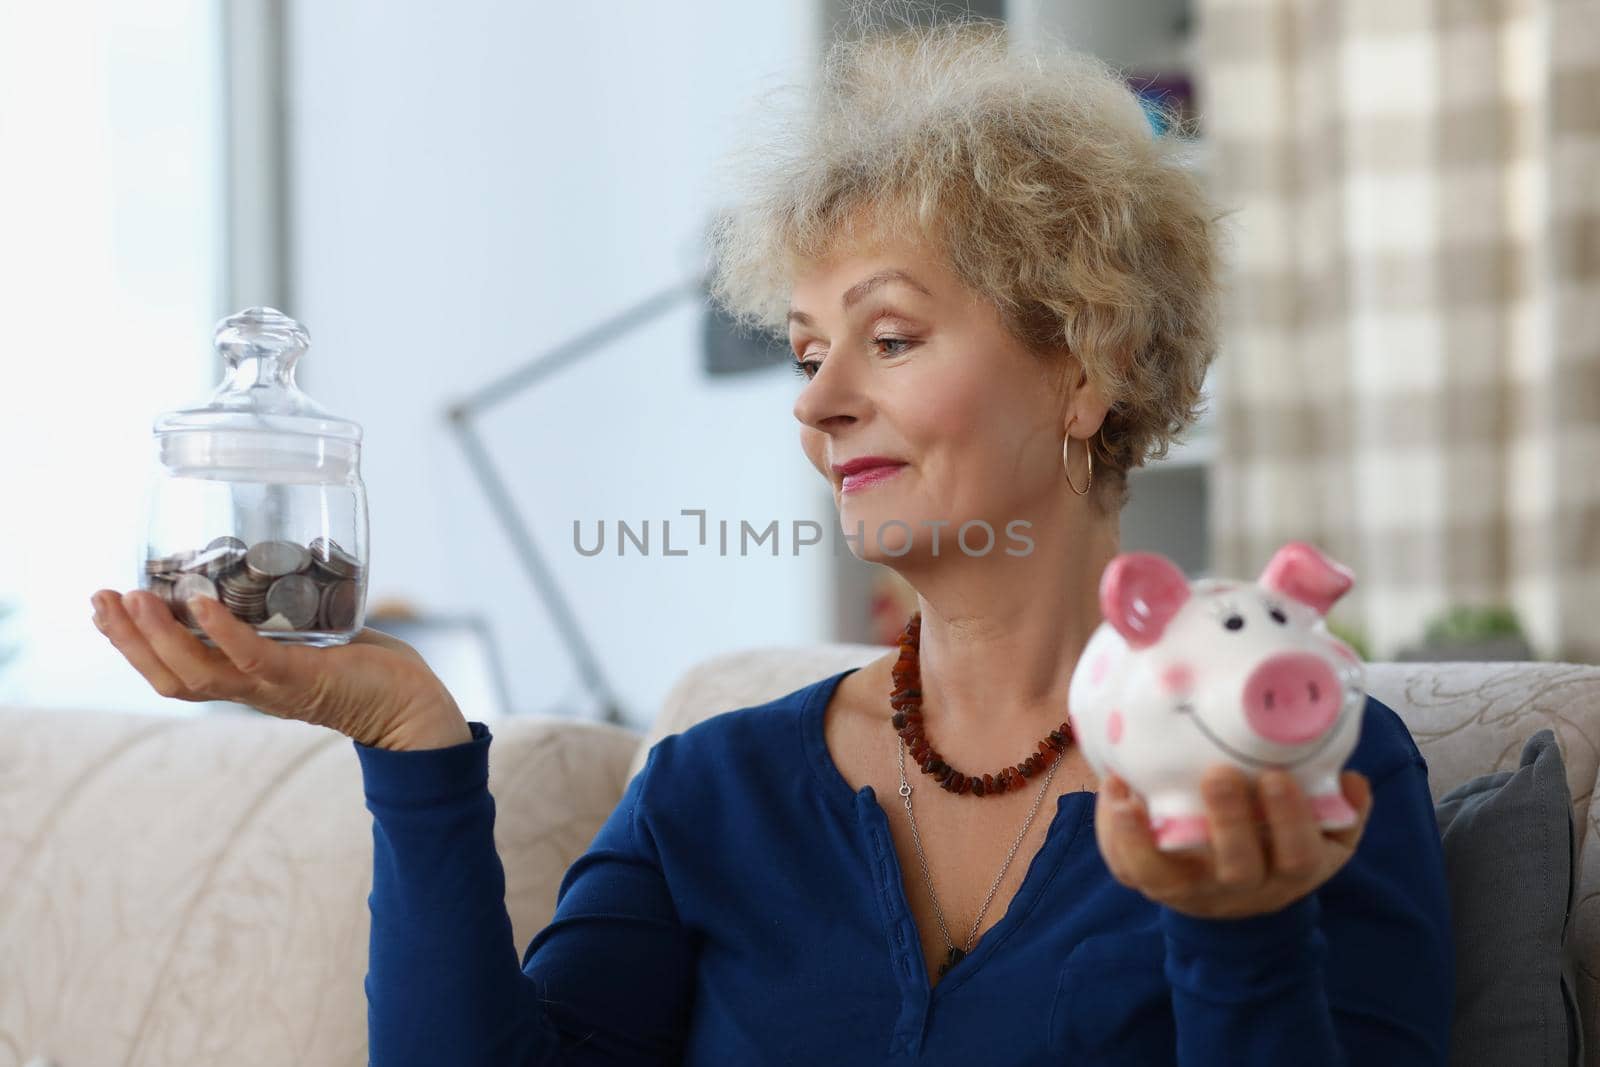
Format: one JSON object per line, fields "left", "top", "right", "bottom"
{"left": 1258, "top": 541, "right": 1355, "bottom": 617}
{"left": 1100, "top": 552, "right": 1191, "bottom": 650}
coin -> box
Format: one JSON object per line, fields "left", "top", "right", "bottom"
{"left": 147, "top": 574, "right": 178, "bottom": 607}
{"left": 145, "top": 551, "right": 193, "bottom": 576}
{"left": 309, "top": 536, "right": 360, "bottom": 580}
{"left": 246, "top": 540, "right": 310, "bottom": 580}
{"left": 219, "top": 567, "right": 270, "bottom": 592}
{"left": 218, "top": 566, "right": 272, "bottom": 624}
{"left": 142, "top": 535, "right": 363, "bottom": 635}
{"left": 208, "top": 550, "right": 247, "bottom": 578}
{"left": 218, "top": 576, "right": 269, "bottom": 601}
{"left": 182, "top": 545, "right": 246, "bottom": 579}
{"left": 172, "top": 573, "right": 217, "bottom": 602}
{"left": 170, "top": 573, "right": 218, "bottom": 625}
{"left": 265, "top": 574, "right": 320, "bottom": 630}
{"left": 318, "top": 578, "right": 360, "bottom": 631}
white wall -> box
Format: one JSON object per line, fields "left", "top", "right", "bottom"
{"left": 285, "top": 2, "right": 837, "bottom": 729}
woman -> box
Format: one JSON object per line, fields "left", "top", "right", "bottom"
{"left": 89, "top": 13, "right": 1454, "bottom": 1065}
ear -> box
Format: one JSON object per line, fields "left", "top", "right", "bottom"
{"left": 1099, "top": 552, "right": 1191, "bottom": 649}
{"left": 1257, "top": 541, "right": 1355, "bottom": 617}
{"left": 1050, "top": 349, "right": 1112, "bottom": 435}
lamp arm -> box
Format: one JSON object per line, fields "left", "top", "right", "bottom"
{"left": 448, "top": 274, "right": 706, "bottom": 421}
{"left": 443, "top": 273, "right": 706, "bottom": 724}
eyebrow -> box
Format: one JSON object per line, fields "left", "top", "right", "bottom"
{"left": 786, "top": 269, "right": 933, "bottom": 328}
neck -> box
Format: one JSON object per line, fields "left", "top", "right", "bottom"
{"left": 895, "top": 511, "right": 1118, "bottom": 769}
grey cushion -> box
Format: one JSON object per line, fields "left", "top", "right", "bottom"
{"left": 1436, "top": 729, "right": 1585, "bottom": 1066}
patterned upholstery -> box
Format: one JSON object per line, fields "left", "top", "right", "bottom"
{"left": 1, "top": 654, "right": 1595, "bottom": 1065}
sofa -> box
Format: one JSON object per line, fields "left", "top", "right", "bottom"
{"left": 1, "top": 650, "right": 1596, "bottom": 1066}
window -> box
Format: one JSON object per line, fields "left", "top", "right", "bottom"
{"left": 0, "top": 3, "right": 226, "bottom": 713}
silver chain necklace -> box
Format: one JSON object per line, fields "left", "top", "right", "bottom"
{"left": 895, "top": 731, "right": 1064, "bottom": 977}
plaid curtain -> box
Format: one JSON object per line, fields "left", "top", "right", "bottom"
{"left": 1196, "top": 0, "right": 1600, "bottom": 663}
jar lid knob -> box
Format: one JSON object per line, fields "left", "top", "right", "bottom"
{"left": 199, "top": 306, "right": 329, "bottom": 417}
{"left": 214, "top": 306, "right": 309, "bottom": 369}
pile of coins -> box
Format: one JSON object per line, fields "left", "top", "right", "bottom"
{"left": 143, "top": 535, "right": 364, "bottom": 633}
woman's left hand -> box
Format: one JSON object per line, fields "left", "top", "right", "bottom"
{"left": 1094, "top": 765, "right": 1373, "bottom": 920}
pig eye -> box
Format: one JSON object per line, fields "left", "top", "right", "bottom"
{"left": 1223, "top": 614, "right": 1245, "bottom": 631}
{"left": 1268, "top": 606, "right": 1289, "bottom": 625}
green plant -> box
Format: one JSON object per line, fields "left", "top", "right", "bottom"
{"left": 1325, "top": 618, "right": 1372, "bottom": 661}
{"left": 1423, "top": 604, "right": 1526, "bottom": 645}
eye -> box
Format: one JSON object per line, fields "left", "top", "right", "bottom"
{"left": 792, "top": 337, "right": 915, "bottom": 380}
{"left": 1267, "top": 605, "right": 1289, "bottom": 625}
{"left": 1223, "top": 614, "right": 1245, "bottom": 631}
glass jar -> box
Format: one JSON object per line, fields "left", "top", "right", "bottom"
{"left": 139, "top": 307, "right": 368, "bottom": 647}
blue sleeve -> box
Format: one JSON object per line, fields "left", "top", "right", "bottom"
{"left": 1157, "top": 755, "right": 1455, "bottom": 1066}
{"left": 357, "top": 722, "right": 695, "bottom": 1066}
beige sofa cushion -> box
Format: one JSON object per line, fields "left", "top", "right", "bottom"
{"left": 0, "top": 706, "right": 640, "bottom": 1067}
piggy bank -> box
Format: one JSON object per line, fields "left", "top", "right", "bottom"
{"left": 1067, "top": 541, "right": 1366, "bottom": 851}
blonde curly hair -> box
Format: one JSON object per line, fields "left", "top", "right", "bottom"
{"left": 705, "top": 3, "right": 1226, "bottom": 515}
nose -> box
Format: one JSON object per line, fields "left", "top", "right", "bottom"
{"left": 1241, "top": 652, "right": 1341, "bottom": 745}
{"left": 792, "top": 356, "right": 864, "bottom": 432}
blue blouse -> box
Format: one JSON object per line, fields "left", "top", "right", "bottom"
{"left": 355, "top": 665, "right": 1454, "bottom": 1065}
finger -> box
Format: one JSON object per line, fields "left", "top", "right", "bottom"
{"left": 1097, "top": 775, "right": 1202, "bottom": 893}
{"left": 1324, "top": 771, "right": 1373, "bottom": 851}
{"left": 1202, "top": 766, "right": 1267, "bottom": 888}
{"left": 190, "top": 595, "right": 293, "bottom": 687}
{"left": 123, "top": 589, "right": 244, "bottom": 698}
{"left": 91, "top": 591, "right": 189, "bottom": 699}
{"left": 1099, "top": 774, "right": 1157, "bottom": 849}
{"left": 1260, "top": 770, "right": 1321, "bottom": 879}
{"left": 1096, "top": 775, "right": 1150, "bottom": 883}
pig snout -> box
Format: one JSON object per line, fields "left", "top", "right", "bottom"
{"left": 1241, "top": 653, "right": 1341, "bottom": 745}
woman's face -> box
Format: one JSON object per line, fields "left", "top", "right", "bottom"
{"left": 788, "top": 233, "right": 1079, "bottom": 565}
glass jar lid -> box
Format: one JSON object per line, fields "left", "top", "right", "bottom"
{"left": 154, "top": 307, "right": 363, "bottom": 480}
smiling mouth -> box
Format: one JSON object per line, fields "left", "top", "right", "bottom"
{"left": 1176, "top": 688, "right": 1361, "bottom": 770}
{"left": 839, "top": 464, "right": 906, "bottom": 492}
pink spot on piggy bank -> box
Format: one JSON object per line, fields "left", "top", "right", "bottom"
{"left": 1159, "top": 662, "right": 1195, "bottom": 695}
{"left": 1089, "top": 650, "right": 1111, "bottom": 687}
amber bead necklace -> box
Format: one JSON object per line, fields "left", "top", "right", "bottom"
{"left": 889, "top": 611, "right": 1075, "bottom": 797}
{"left": 888, "top": 610, "right": 1074, "bottom": 976}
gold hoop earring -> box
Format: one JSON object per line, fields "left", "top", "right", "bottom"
{"left": 1063, "top": 428, "right": 1095, "bottom": 496}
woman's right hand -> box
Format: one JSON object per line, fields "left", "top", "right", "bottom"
{"left": 89, "top": 588, "right": 473, "bottom": 751}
